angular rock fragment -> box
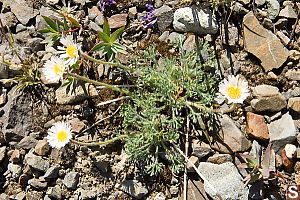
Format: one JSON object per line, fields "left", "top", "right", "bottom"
{"left": 246, "top": 112, "right": 269, "bottom": 141}
{"left": 243, "top": 12, "right": 289, "bottom": 71}
{"left": 117, "top": 180, "right": 148, "bottom": 199}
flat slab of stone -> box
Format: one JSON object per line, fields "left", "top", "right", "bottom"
{"left": 243, "top": 12, "right": 289, "bottom": 71}
{"left": 246, "top": 112, "right": 269, "bottom": 141}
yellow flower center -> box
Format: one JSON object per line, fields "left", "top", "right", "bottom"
{"left": 54, "top": 64, "right": 64, "bottom": 75}
{"left": 227, "top": 85, "right": 241, "bottom": 99}
{"left": 57, "top": 130, "right": 68, "bottom": 142}
{"left": 66, "top": 45, "right": 77, "bottom": 58}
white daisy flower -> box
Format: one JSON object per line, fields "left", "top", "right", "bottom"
{"left": 46, "top": 121, "right": 73, "bottom": 149}
{"left": 219, "top": 75, "right": 250, "bottom": 104}
{"left": 58, "top": 37, "right": 80, "bottom": 66}
{"left": 42, "top": 56, "right": 66, "bottom": 83}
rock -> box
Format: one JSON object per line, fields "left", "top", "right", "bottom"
{"left": 15, "top": 192, "right": 26, "bottom": 200}
{"left": 279, "top": 1, "right": 297, "bottom": 19}
{"left": 0, "top": 146, "right": 7, "bottom": 163}
{"left": 25, "top": 151, "right": 50, "bottom": 173}
{"left": 173, "top": 6, "right": 218, "bottom": 35}
{"left": 221, "top": 23, "right": 239, "bottom": 47}
{"left": 295, "top": 161, "right": 300, "bottom": 173}
{"left": 268, "top": 113, "right": 297, "bottom": 153}
{"left": 28, "top": 178, "right": 47, "bottom": 190}
{"left": 117, "top": 180, "right": 148, "bottom": 199}
{"left": 55, "top": 83, "right": 98, "bottom": 104}
{"left": 0, "top": 63, "right": 9, "bottom": 79}
{"left": 108, "top": 14, "right": 128, "bottom": 29}
{"left": 186, "top": 156, "right": 199, "bottom": 172}
{"left": 250, "top": 85, "right": 287, "bottom": 112}
{"left": 246, "top": 112, "right": 269, "bottom": 141}
{"left": 88, "top": 6, "right": 101, "bottom": 20}
{"left": 28, "top": 38, "right": 44, "bottom": 52}
{"left": 155, "top": 5, "right": 173, "bottom": 32}
{"left": 274, "top": 18, "right": 288, "bottom": 29}
{"left": 276, "top": 31, "right": 290, "bottom": 46}
{"left": 7, "top": 163, "right": 22, "bottom": 179}
{"left": 63, "top": 171, "right": 80, "bottom": 190}
{"left": 243, "top": 12, "right": 289, "bottom": 71}
{"left": 192, "top": 141, "right": 214, "bottom": 159}
{"left": 207, "top": 154, "right": 233, "bottom": 164}
{"left": 285, "top": 144, "right": 296, "bottom": 159}
{"left": 281, "top": 148, "right": 294, "bottom": 172}
{"left": 88, "top": 21, "right": 102, "bottom": 32}
{"left": 36, "top": 6, "right": 60, "bottom": 30}
{"left": 0, "top": 85, "right": 33, "bottom": 142}
{"left": 46, "top": 0, "right": 59, "bottom": 5}
{"left": 17, "top": 136, "right": 38, "bottom": 150}
{"left": 265, "top": 0, "right": 280, "bottom": 20}
{"left": 80, "top": 190, "right": 97, "bottom": 200}
{"left": 288, "top": 97, "right": 300, "bottom": 113}
{"left": 70, "top": 118, "right": 85, "bottom": 133}
{"left": 183, "top": 35, "right": 196, "bottom": 52}
{"left": 255, "top": 0, "right": 266, "bottom": 6}
{"left": 10, "top": 0, "right": 39, "bottom": 25}
{"left": 198, "top": 162, "right": 249, "bottom": 199}
{"left": 0, "top": 12, "right": 18, "bottom": 27}
{"left": 211, "top": 115, "right": 251, "bottom": 154}
{"left": 10, "top": 149, "right": 20, "bottom": 163}
{"left": 93, "top": 156, "right": 109, "bottom": 173}
{"left": 35, "top": 140, "right": 50, "bottom": 156}
{"left": 170, "top": 186, "right": 179, "bottom": 195}
{"left": 95, "top": 14, "right": 105, "bottom": 26}
{"left": 128, "top": 7, "right": 137, "bottom": 19}
{"left": 47, "top": 185, "right": 63, "bottom": 200}
{"left": 0, "top": 88, "right": 7, "bottom": 106}
{"left": 285, "top": 69, "right": 300, "bottom": 81}
{"left": 44, "top": 165, "right": 59, "bottom": 179}
{"left": 167, "top": 32, "right": 184, "bottom": 43}
{"left": 232, "top": 2, "right": 249, "bottom": 15}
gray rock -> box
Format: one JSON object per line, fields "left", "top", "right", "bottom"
{"left": 10, "top": 0, "right": 39, "bottom": 25}
{"left": 63, "top": 172, "right": 80, "bottom": 190}
{"left": 0, "top": 85, "right": 33, "bottom": 142}
{"left": 158, "top": 31, "right": 170, "bottom": 42}
{"left": 95, "top": 15, "right": 105, "bottom": 26}
{"left": 266, "top": 0, "right": 280, "bottom": 20}
{"left": 28, "top": 178, "right": 47, "bottom": 190}
{"left": 221, "top": 23, "right": 239, "bottom": 47}
{"left": 28, "top": 38, "right": 44, "bottom": 52}
{"left": 255, "top": 0, "right": 266, "bottom": 6}
{"left": 198, "top": 162, "right": 249, "bottom": 200}
{"left": 15, "top": 192, "right": 26, "bottom": 200}
{"left": 93, "top": 158, "right": 109, "bottom": 173}
{"left": 88, "top": 6, "right": 101, "bottom": 20}
{"left": 243, "top": 12, "right": 289, "bottom": 71}
{"left": 17, "top": 136, "right": 38, "bottom": 150}
{"left": 80, "top": 190, "right": 97, "bottom": 200}
{"left": 192, "top": 141, "right": 214, "bottom": 159}
{"left": 16, "top": 24, "right": 27, "bottom": 33}
{"left": 0, "top": 12, "right": 18, "bottom": 27}
{"left": 268, "top": 113, "right": 297, "bottom": 153}
{"left": 0, "top": 146, "right": 6, "bottom": 163}
{"left": 167, "top": 32, "right": 184, "bottom": 43}
{"left": 0, "top": 63, "right": 9, "bottom": 79}
{"left": 285, "top": 69, "right": 300, "bottom": 81}
{"left": 7, "top": 163, "right": 22, "bottom": 179}
{"left": 88, "top": 21, "right": 103, "bottom": 32}
{"left": 207, "top": 154, "right": 233, "bottom": 164}
{"left": 211, "top": 115, "right": 251, "bottom": 154}
{"left": 173, "top": 6, "right": 218, "bottom": 35}
{"left": 155, "top": 5, "right": 173, "bottom": 32}
{"left": 44, "top": 165, "right": 59, "bottom": 179}
{"left": 282, "top": 87, "right": 300, "bottom": 99}
{"left": 55, "top": 83, "right": 98, "bottom": 104}
{"left": 232, "top": 2, "right": 249, "bottom": 14}
{"left": 47, "top": 185, "right": 63, "bottom": 200}
{"left": 251, "top": 85, "right": 287, "bottom": 112}
{"left": 117, "top": 180, "right": 148, "bottom": 199}
{"left": 25, "top": 151, "right": 50, "bottom": 172}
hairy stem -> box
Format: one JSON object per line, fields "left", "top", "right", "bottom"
{"left": 185, "top": 101, "right": 236, "bottom": 114}
{"left": 80, "top": 52, "right": 134, "bottom": 72}
{"left": 70, "top": 134, "right": 128, "bottom": 146}
{"left": 67, "top": 72, "right": 131, "bottom": 95}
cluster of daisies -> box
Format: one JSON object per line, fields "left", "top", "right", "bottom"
{"left": 46, "top": 75, "right": 250, "bottom": 149}
{"left": 42, "top": 37, "right": 80, "bottom": 83}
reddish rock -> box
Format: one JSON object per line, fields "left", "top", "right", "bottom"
{"left": 246, "top": 112, "right": 270, "bottom": 141}
{"left": 108, "top": 14, "right": 128, "bottom": 29}
{"left": 10, "top": 149, "right": 20, "bottom": 164}
{"left": 281, "top": 148, "right": 295, "bottom": 172}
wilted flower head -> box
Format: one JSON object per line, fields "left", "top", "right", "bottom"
{"left": 42, "top": 56, "right": 66, "bottom": 83}
{"left": 219, "top": 75, "right": 250, "bottom": 104}
{"left": 98, "top": 0, "right": 116, "bottom": 13}
{"left": 46, "top": 121, "right": 73, "bottom": 149}
{"left": 58, "top": 37, "right": 80, "bottom": 66}
{"left": 141, "top": 3, "right": 157, "bottom": 29}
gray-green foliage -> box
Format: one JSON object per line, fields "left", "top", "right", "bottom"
{"left": 121, "top": 37, "right": 217, "bottom": 176}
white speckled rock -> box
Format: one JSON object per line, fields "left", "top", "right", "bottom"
{"left": 173, "top": 6, "right": 218, "bottom": 35}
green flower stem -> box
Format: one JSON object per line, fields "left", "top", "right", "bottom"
{"left": 70, "top": 134, "right": 128, "bottom": 147}
{"left": 80, "top": 52, "right": 134, "bottom": 72}
{"left": 186, "top": 101, "right": 236, "bottom": 114}
{"left": 67, "top": 72, "right": 131, "bottom": 95}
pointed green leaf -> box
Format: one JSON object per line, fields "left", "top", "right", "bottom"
{"left": 42, "top": 16, "right": 58, "bottom": 32}
{"left": 97, "top": 31, "right": 110, "bottom": 43}
{"left": 110, "top": 27, "right": 124, "bottom": 44}
{"left": 91, "top": 42, "right": 107, "bottom": 52}
{"left": 103, "top": 19, "right": 110, "bottom": 37}
{"left": 39, "top": 28, "right": 52, "bottom": 34}
{"left": 67, "top": 16, "right": 80, "bottom": 28}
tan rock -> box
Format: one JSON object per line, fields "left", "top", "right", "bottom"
{"left": 281, "top": 148, "right": 295, "bottom": 173}
{"left": 108, "top": 14, "right": 128, "bottom": 29}
{"left": 70, "top": 118, "right": 85, "bottom": 133}
{"left": 288, "top": 97, "right": 300, "bottom": 113}
{"left": 246, "top": 112, "right": 269, "bottom": 141}
{"left": 35, "top": 140, "right": 50, "bottom": 156}
{"left": 10, "top": 149, "right": 20, "bottom": 164}
{"left": 243, "top": 12, "right": 289, "bottom": 71}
